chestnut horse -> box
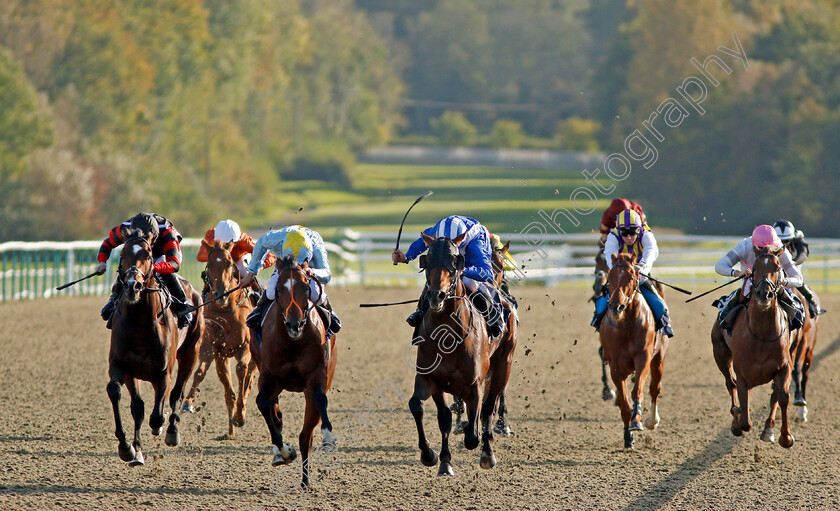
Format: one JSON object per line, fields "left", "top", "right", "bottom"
{"left": 182, "top": 239, "right": 257, "bottom": 438}
{"left": 711, "top": 248, "right": 794, "bottom": 447}
{"left": 789, "top": 288, "right": 819, "bottom": 422}
{"left": 409, "top": 233, "right": 517, "bottom": 476}
{"left": 253, "top": 255, "right": 337, "bottom": 487}
{"left": 599, "top": 252, "right": 668, "bottom": 449}
{"left": 106, "top": 237, "right": 204, "bottom": 465}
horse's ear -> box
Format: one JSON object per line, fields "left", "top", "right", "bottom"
{"left": 201, "top": 238, "right": 212, "bottom": 250}
{"left": 222, "top": 240, "right": 236, "bottom": 252}
{"left": 455, "top": 254, "right": 465, "bottom": 271}
{"left": 452, "top": 232, "right": 466, "bottom": 247}
{"left": 422, "top": 233, "right": 435, "bottom": 247}
{"left": 773, "top": 246, "right": 785, "bottom": 258}
{"left": 611, "top": 252, "right": 619, "bottom": 264}
{"left": 501, "top": 241, "right": 510, "bottom": 254}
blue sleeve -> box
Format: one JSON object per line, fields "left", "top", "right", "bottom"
{"left": 405, "top": 226, "right": 436, "bottom": 262}
{"left": 248, "top": 234, "right": 272, "bottom": 275}
{"left": 462, "top": 237, "right": 494, "bottom": 283}
{"left": 308, "top": 233, "right": 331, "bottom": 284}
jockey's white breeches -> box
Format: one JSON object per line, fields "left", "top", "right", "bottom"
{"left": 266, "top": 268, "right": 327, "bottom": 305}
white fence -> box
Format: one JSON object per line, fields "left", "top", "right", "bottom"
{"left": 3, "top": 232, "right": 840, "bottom": 301}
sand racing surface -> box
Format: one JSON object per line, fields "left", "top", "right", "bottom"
{"left": 2, "top": 287, "right": 840, "bottom": 510}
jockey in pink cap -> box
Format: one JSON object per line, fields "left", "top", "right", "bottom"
{"left": 713, "top": 225, "right": 804, "bottom": 333}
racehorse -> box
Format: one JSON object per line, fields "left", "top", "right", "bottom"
{"left": 409, "top": 233, "right": 516, "bottom": 475}
{"left": 599, "top": 252, "right": 668, "bottom": 449}
{"left": 253, "top": 255, "right": 337, "bottom": 487}
{"left": 182, "top": 239, "right": 257, "bottom": 438}
{"left": 451, "top": 239, "right": 517, "bottom": 436}
{"left": 711, "top": 248, "right": 794, "bottom": 447}
{"left": 789, "top": 289, "right": 819, "bottom": 422}
{"left": 106, "top": 236, "right": 204, "bottom": 465}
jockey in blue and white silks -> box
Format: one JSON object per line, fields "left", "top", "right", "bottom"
{"left": 393, "top": 215, "right": 504, "bottom": 337}
{"left": 591, "top": 209, "right": 674, "bottom": 337}
{"left": 239, "top": 225, "right": 340, "bottom": 337}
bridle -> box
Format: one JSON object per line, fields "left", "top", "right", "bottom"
{"left": 608, "top": 263, "right": 639, "bottom": 312}
{"left": 420, "top": 240, "right": 466, "bottom": 304}
{"left": 276, "top": 265, "right": 323, "bottom": 327}
{"left": 118, "top": 237, "right": 156, "bottom": 292}
{"left": 747, "top": 253, "right": 787, "bottom": 342}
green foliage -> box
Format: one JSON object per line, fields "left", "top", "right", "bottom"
{"left": 554, "top": 117, "right": 601, "bottom": 152}
{"left": 430, "top": 111, "right": 478, "bottom": 146}
{"left": 285, "top": 139, "right": 354, "bottom": 186}
{"left": 489, "top": 119, "right": 524, "bottom": 148}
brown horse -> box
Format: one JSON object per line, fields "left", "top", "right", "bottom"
{"left": 599, "top": 252, "right": 668, "bottom": 449}
{"left": 409, "top": 233, "right": 517, "bottom": 476}
{"left": 106, "top": 237, "right": 204, "bottom": 465}
{"left": 790, "top": 288, "right": 819, "bottom": 422}
{"left": 711, "top": 248, "right": 794, "bottom": 447}
{"left": 254, "top": 255, "right": 337, "bottom": 487}
{"left": 181, "top": 239, "right": 257, "bottom": 438}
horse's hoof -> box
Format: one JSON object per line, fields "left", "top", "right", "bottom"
{"left": 272, "top": 444, "right": 297, "bottom": 466}
{"left": 644, "top": 417, "right": 660, "bottom": 431}
{"left": 231, "top": 416, "right": 245, "bottom": 428}
{"left": 437, "top": 462, "right": 454, "bottom": 476}
{"left": 118, "top": 443, "right": 136, "bottom": 462}
{"left": 151, "top": 427, "right": 163, "bottom": 437}
{"left": 780, "top": 434, "right": 794, "bottom": 449}
{"left": 624, "top": 429, "right": 634, "bottom": 449}
{"left": 793, "top": 398, "right": 807, "bottom": 407}
{"left": 602, "top": 388, "right": 616, "bottom": 402}
{"left": 464, "top": 433, "right": 480, "bottom": 450}
{"left": 493, "top": 421, "right": 512, "bottom": 437}
{"left": 760, "top": 428, "right": 775, "bottom": 443}
{"left": 629, "top": 421, "right": 644, "bottom": 432}
{"left": 480, "top": 451, "right": 497, "bottom": 469}
{"left": 796, "top": 407, "right": 808, "bottom": 423}
{"left": 320, "top": 440, "right": 337, "bottom": 452}
{"left": 453, "top": 420, "right": 467, "bottom": 435}
{"left": 731, "top": 426, "right": 743, "bottom": 437}
{"left": 420, "top": 448, "right": 439, "bottom": 467}
{"left": 128, "top": 448, "right": 145, "bottom": 467}
{"left": 181, "top": 402, "right": 195, "bottom": 414}
{"left": 165, "top": 429, "right": 181, "bottom": 447}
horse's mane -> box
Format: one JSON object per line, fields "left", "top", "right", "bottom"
{"left": 278, "top": 254, "right": 298, "bottom": 269}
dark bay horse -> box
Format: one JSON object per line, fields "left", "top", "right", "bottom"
{"left": 711, "top": 248, "right": 794, "bottom": 447}
{"left": 106, "top": 237, "right": 204, "bottom": 465}
{"left": 789, "top": 288, "right": 819, "bottom": 422}
{"left": 254, "top": 255, "right": 337, "bottom": 487}
{"left": 599, "top": 252, "right": 668, "bottom": 449}
{"left": 182, "top": 239, "right": 257, "bottom": 438}
{"left": 409, "top": 233, "right": 516, "bottom": 476}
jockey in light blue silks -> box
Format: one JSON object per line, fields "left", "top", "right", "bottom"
{"left": 239, "top": 225, "right": 341, "bottom": 341}
{"left": 590, "top": 209, "right": 674, "bottom": 337}
{"left": 392, "top": 215, "right": 504, "bottom": 337}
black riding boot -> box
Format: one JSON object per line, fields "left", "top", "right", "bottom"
{"left": 406, "top": 287, "right": 428, "bottom": 327}
{"left": 249, "top": 279, "right": 264, "bottom": 307}
{"left": 470, "top": 287, "right": 503, "bottom": 337}
{"left": 798, "top": 283, "right": 824, "bottom": 316}
{"left": 161, "top": 273, "right": 193, "bottom": 328}
{"left": 101, "top": 279, "right": 123, "bottom": 328}
{"left": 720, "top": 292, "right": 744, "bottom": 332}
{"left": 319, "top": 297, "right": 341, "bottom": 334}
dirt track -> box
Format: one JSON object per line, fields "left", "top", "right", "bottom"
{"left": 2, "top": 287, "right": 840, "bottom": 510}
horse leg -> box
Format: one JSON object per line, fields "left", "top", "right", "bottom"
{"left": 645, "top": 348, "right": 665, "bottom": 431}
{"left": 149, "top": 372, "right": 169, "bottom": 438}
{"left": 761, "top": 384, "right": 779, "bottom": 443}
{"left": 462, "top": 387, "right": 481, "bottom": 451}
{"left": 166, "top": 331, "right": 200, "bottom": 447}
{"left": 777, "top": 366, "right": 795, "bottom": 448}
{"left": 312, "top": 385, "right": 335, "bottom": 449}
{"left": 181, "top": 336, "right": 213, "bottom": 413}
{"left": 712, "top": 331, "right": 741, "bottom": 436}
{"left": 629, "top": 353, "right": 651, "bottom": 432}
{"left": 214, "top": 356, "right": 237, "bottom": 438}
{"left": 409, "top": 378, "right": 438, "bottom": 468}
{"left": 232, "top": 348, "right": 257, "bottom": 429}
{"left": 257, "top": 379, "right": 296, "bottom": 466}
{"left": 480, "top": 380, "right": 506, "bottom": 469}
{"left": 736, "top": 377, "right": 752, "bottom": 433}
{"left": 451, "top": 396, "right": 467, "bottom": 434}
{"left": 798, "top": 344, "right": 814, "bottom": 422}
{"left": 299, "top": 391, "right": 323, "bottom": 487}
{"left": 106, "top": 368, "right": 134, "bottom": 462}
{"left": 600, "top": 346, "right": 615, "bottom": 402}
{"left": 431, "top": 392, "right": 454, "bottom": 476}
{"left": 610, "top": 366, "right": 633, "bottom": 449}
{"left": 125, "top": 377, "right": 146, "bottom": 466}
{"left": 493, "top": 390, "right": 512, "bottom": 437}
{"left": 791, "top": 339, "right": 807, "bottom": 408}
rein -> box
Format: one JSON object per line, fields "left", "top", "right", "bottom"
{"left": 745, "top": 253, "right": 787, "bottom": 343}
{"left": 204, "top": 246, "right": 248, "bottom": 314}
{"left": 277, "top": 266, "right": 323, "bottom": 327}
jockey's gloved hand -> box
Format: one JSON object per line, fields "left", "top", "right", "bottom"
{"left": 392, "top": 249, "right": 407, "bottom": 264}
{"left": 733, "top": 268, "right": 752, "bottom": 279}
{"left": 239, "top": 271, "right": 256, "bottom": 290}
{"left": 95, "top": 262, "right": 108, "bottom": 275}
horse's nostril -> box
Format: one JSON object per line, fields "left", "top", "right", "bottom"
{"left": 134, "top": 282, "right": 143, "bottom": 293}
{"left": 437, "top": 291, "right": 446, "bottom": 301}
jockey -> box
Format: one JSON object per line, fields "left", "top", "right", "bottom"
{"left": 590, "top": 209, "right": 674, "bottom": 337}
{"left": 392, "top": 215, "right": 503, "bottom": 337}
{"left": 599, "top": 198, "right": 646, "bottom": 250}
{"left": 489, "top": 231, "right": 518, "bottom": 307}
{"left": 238, "top": 225, "right": 341, "bottom": 339}
{"left": 714, "top": 225, "right": 804, "bottom": 332}
{"left": 773, "top": 219, "right": 823, "bottom": 316}
{"left": 196, "top": 219, "right": 275, "bottom": 304}
{"left": 95, "top": 212, "right": 193, "bottom": 329}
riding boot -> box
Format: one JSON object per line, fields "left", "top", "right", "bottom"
{"left": 406, "top": 287, "right": 428, "bottom": 327}
{"left": 101, "top": 279, "right": 123, "bottom": 328}
{"left": 798, "top": 283, "right": 824, "bottom": 316}
{"left": 470, "top": 287, "right": 503, "bottom": 337}
{"left": 161, "top": 273, "right": 193, "bottom": 328}
{"left": 249, "top": 279, "right": 264, "bottom": 307}
{"left": 777, "top": 289, "right": 805, "bottom": 330}
{"left": 246, "top": 292, "right": 270, "bottom": 329}
{"left": 500, "top": 279, "right": 518, "bottom": 309}
{"left": 590, "top": 285, "right": 608, "bottom": 331}
{"left": 721, "top": 292, "right": 744, "bottom": 332}
{"left": 320, "top": 297, "right": 341, "bottom": 334}
{"left": 639, "top": 280, "right": 674, "bottom": 337}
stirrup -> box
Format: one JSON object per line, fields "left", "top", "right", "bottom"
{"left": 406, "top": 310, "right": 423, "bottom": 327}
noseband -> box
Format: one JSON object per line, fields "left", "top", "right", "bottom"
{"left": 277, "top": 266, "right": 323, "bottom": 326}
{"left": 609, "top": 263, "right": 639, "bottom": 309}
{"left": 119, "top": 237, "right": 156, "bottom": 292}
{"left": 751, "top": 253, "right": 782, "bottom": 298}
